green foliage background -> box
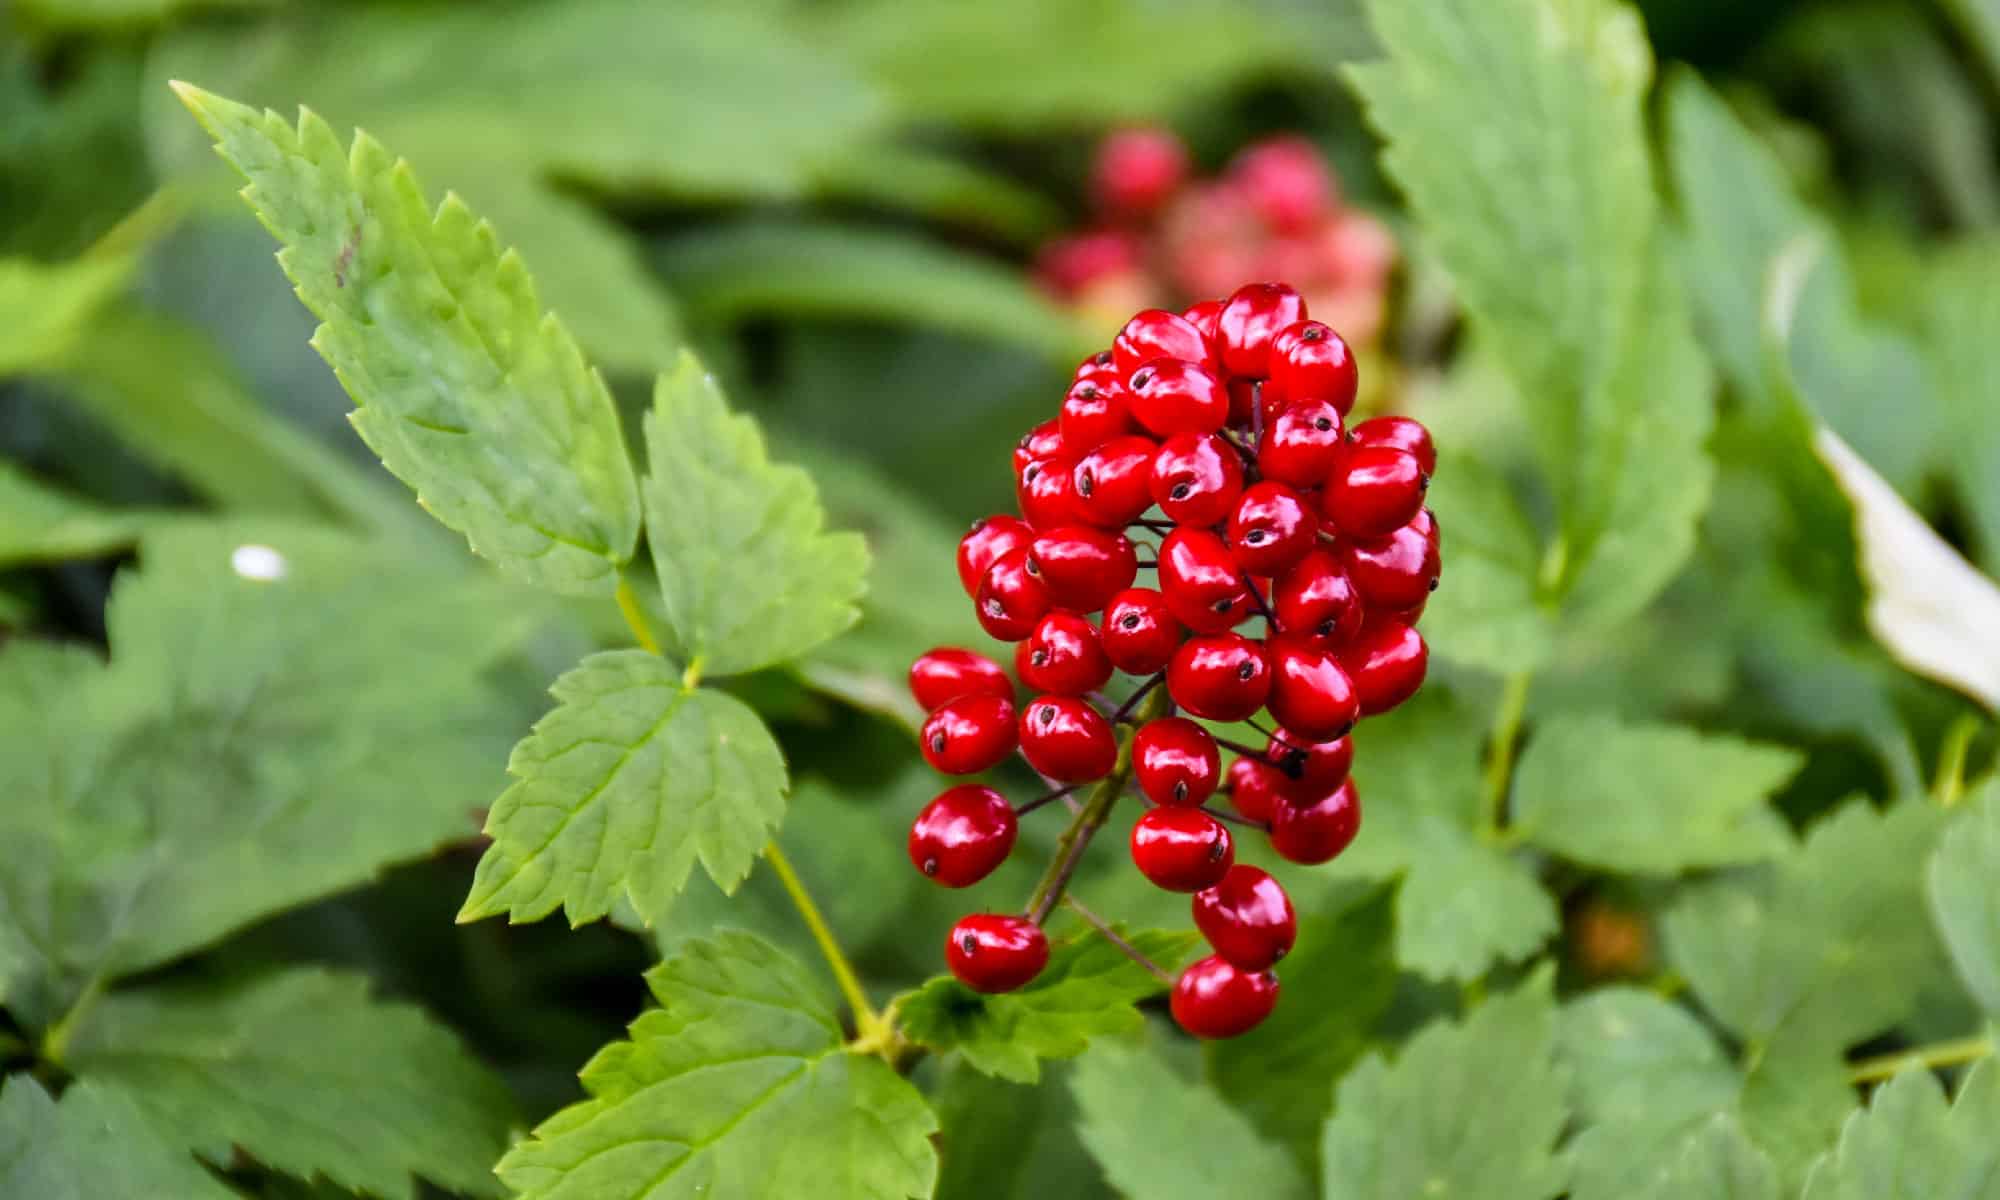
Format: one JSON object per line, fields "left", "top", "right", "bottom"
{"left": 3, "top": 0, "right": 2000, "bottom": 1197}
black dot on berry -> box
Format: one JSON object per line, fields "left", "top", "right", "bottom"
{"left": 984, "top": 598, "right": 1005, "bottom": 618}
{"left": 1024, "top": 463, "right": 1041, "bottom": 483}
{"left": 922, "top": 858, "right": 938, "bottom": 876}
{"left": 1079, "top": 384, "right": 1099, "bottom": 401}
{"left": 1245, "top": 529, "right": 1266, "bottom": 544}
{"left": 1212, "top": 598, "right": 1234, "bottom": 613}
{"left": 1093, "top": 351, "right": 1112, "bottom": 366}
{"left": 1025, "top": 558, "right": 1041, "bottom": 577}
{"left": 1419, "top": 473, "right": 1432, "bottom": 490}
{"left": 1346, "top": 429, "right": 1358, "bottom": 442}
{"left": 1174, "top": 781, "right": 1188, "bottom": 802}
{"left": 1208, "top": 839, "right": 1226, "bottom": 860}
{"left": 1036, "top": 706, "right": 1056, "bottom": 726}
{"left": 961, "top": 933, "right": 979, "bottom": 954}
{"left": 1315, "top": 417, "right": 1332, "bottom": 431}
{"left": 930, "top": 734, "right": 946, "bottom": 753}
{"left": 1301, "top": 325, "right": 1325, "bottom": 342}
{"left": 1031, "top": 649, "right": 1048, "bottom": 667}
{"left": 1121, "top": 614, "right": 1141, "bottom": 630}
{"left": 1429, "top": 576, "right": 1440, "bottom": 592}
{"left": 1237, "top": 661, "right": 1256, "bottom": 681}
{"left": 1078, "top": 470, "right": 1096, "bottom": 497}
{"left": 1318, "top": 619, "right": 1336, "bottom": 637}
{"left": 1272, "top": 945, "right": 1288, "bottom": 962}
{"left": 1132, "top": 370, "right": 1153, "bottom": 388}
{"left": 1171, "top": 483, "right": 1191, "bottom": 500}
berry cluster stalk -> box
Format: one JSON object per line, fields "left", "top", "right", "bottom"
{"left": 1024, "top": 685, "right": 1174, "bottom": 924}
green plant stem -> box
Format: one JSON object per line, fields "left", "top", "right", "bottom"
{"left": 1846, "top": 1033, "right": 1995, "bottom": 1084}
{"left": 1025, "top": 687, "right": 1172, "bottom": 924}
{"left": 1063, "top": 895, "right": 1171, "bottom": 985}
{"left": 1933, "top": 714, "right": 1981, "bottom": 808}
{"left": 610, "top": 569, "right": 883, "bottom": 1047}
{"left": 38, "top": 974, "right": 106, "bottom": 1067}
{"left": 1480, "top": 671, "right": 1532, "bottom": 841}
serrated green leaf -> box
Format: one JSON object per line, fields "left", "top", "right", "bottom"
{"left": 1738, "top": 1027, "right": 1861, "bottom": 1193}
{"left": 1419, "top": 448, "right": 1558, "bottom": 674}
{"left": 174, "top": 85, "right": 642, "bottom": 596}
{"left": 895, "top": 927, "right": 1195, "bottom": 1084}
{"left": 1920, "top": 237, "right": 2000, "bottom": 572}
{"left": 1206, "top": 880, "right": 1396, "bottom": 1169}
{"left": 496, "top": 932, "right": 939, "bottom": 1200}
{"left": 1627, "top": 1115, "right": 1782, "bottom": 1200}
{"left": 1929, "top": 780, "right": 2000, "bottom": 1017}
{"left": 1320, "top": 969, "right": 1568, "bottom": 1200}
{"left": 0, "top": 462, "right": 172, "bottom": 567}
{"left": 1513, "top": 717, "right": 1801, "bottom": 873}
{"left": 462, "top": 649, "right": 786, "bottom": 927}
{"left": 1801, "top": 1062, "right": 2000, "bottom": 1199}
{"left": 65, "top": 967, "right": 514, "bottom": 1199}
{"left": 0, "top": 1077, "right": 237, "bottom": 1199}
{"left": 0, "top": 252, "right": 132, "bottom": 376}
{"left": 1664, "top": 800, "right": 1948, "bottom": 1049}
{"left": 1073, "top": 1041, "right": 1310, "bottom": 1200}
{"left": 931, "top": 1059, "right": 1100, "bottom": 1200}
{"left": 641, "top": 354, "right": 868, "bottom": 678}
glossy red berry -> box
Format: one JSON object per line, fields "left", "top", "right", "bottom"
{"left": 1167, "top": 633, "right": 1271, "bottom": 721}
{"left": 1180, "top": 298, "right": 1223, "bottom": 344}
{"left": 1269, "top": 778, "right": 1361, "bottom": 865}
{"left": 909, "top": 647, "right": 1013, "bottom": 711}
{"left": 1130, "top": 807, "right": 1234, "bottom": 892}
{"left": 1257, "top": 399, "right": 1345, "bottom": 486}
{"left": 921, "top": 694, "right": 1018, "bottom": 775}
{"left": 1216, "top": 283, "right": 1307, "bottom": 378}
{"left": 976, "top": 548, "right": 1053, "bottom": 641}
{"left": 1028, "top": 527, "right": 1137, "bottom": 613}
{"left": 1072, "top": 435, "right": 1159, "bottom": 528}
{"left": 947, "top": 914, "right": 1049, "bottom": 993}
{"left": 1171, "top": 954, "right": 1279, "bottom": 1038}
{"left": 1349, "top": 415, "right": 1436, "bottom": 476}
{"left": 909, "top": 785, "right": 1018, "bottom": 887}
{"left": 1273, "top": 550, "right": 1365, "bottom": 648}
{"left": 1265, "top": 635, "right": 1359, "bottom": 742}
{"left": 1158, "top": 527, "right": 1254, "bottom": 634}
{"left": 1127, "top": 358, "right": 1230, "bottom": 438}
{"left": 1226, "top": 756, "right": 1286, "bottom": 824}
{"left": 1327, "top": 445, "right": 1428, "bottom": 538}
{"left": 957, "top": 515, "right": 1033, "bottom": 597}
{"left": 1059, "top": 378, "right": 1134, "bottom": 454}
{"left": 1093, "top": 127, "right": 1188, "bottom": 219}
{"left": 1234, "top": 136, "right": 1334, "bottom": 233}
{"left": 1017, "top": 455, "right": 1082, "bottom": 529}
{"left": 1226, "top": 482, "right": 1315, "bottom": 577}
{"left": 1132, "top": 717, "right": 1221, "bottom": 807}
{"left": 1265, "top": 730, "right": 1353, "bottom": 798}
{"left": 1341, "top": 619, "right": 1428, "bottom": 716}
{"left": 1019, "top": 696, "right": 1117, "bottom": 782}
{"left": 1112, "top": 309, "right": 1212, "bottom": 379}
{"left": 1014, "top": 417, "right": 1065, "bottom": 478}
{"left": 1340, "top": 509, "right": 1440, "bottom": 611}
{"left": 1266, "top": 320, "right": 1358, "bottom": 414}
{"left": 1101, "top": 587, "right": 1183, "bottom": 675}
{"left": 1193, "top": 865, "right": 1297, "bottom": 970}
{"left": 1149, "top": 432, "right": 1244, "bottom": 526}
{"left": 1016, "top": 612, "right": 1113, "bottom": 696}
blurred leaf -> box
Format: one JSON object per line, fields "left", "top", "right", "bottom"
{"left": 641, "top": 354, "right": 868, "bottom": 677}
{"left": 0, "top": 253, "right": 132, "bottom": 377}
{"left": 178, "top": 87, "right": 645, "bottom": 596}
{"left": 1800, "top": 1062, "right": 2000, "bottom": 1199}
{"left": 1419, "top": 448, "right": 1558, "bottom": 674}
{"left": 1073, "top": 1040, "right": 1309, "bottom": 1200}
{"left": 0, "top": 463, "right": 173, "bottom": 567}
{"left": 811, "top": 144, "right": 1064, "bottom": 245}
{"left": 0, "top": 54, "right": 152, "bottom": 258}
{"left": 1320, "top": 969, "right": 1568, "bottom": 1200}
{"left": 1622, "top": 1115, "right": 1781, "bottom": 1200}
{"left": 1738, "top": 1025, "right": 1863, "bottom": 1193}
{"left": 656, "top": 220, "right": 1084, "bottom": 362}
{"left": 930, "top": 1060, "right": 1101, "bottom": 1200}
{"left": 66, "top": 967, "right": 514, "bottom": 1199}
{"left": 1513, "top": 717, "right": 1801, "bottom": 873}
{"left": 1944, "top": 0, "right": 2000, "bottom": 92}
{"left": 461, "top": 650, "right": 785, "bottom": 927}
{"left": 14, "top": 0, "right": 271, "bottom": 34}
{"left": 896, "top": 927, "right": 1195, "bottom": 1084}
{"left": 1920, "top": 237, "right": 2000, "bottom": 574}
{"left": 1928, "top": 780, "right": 2000, "bottom": 1018}
{"left": 0, "top": 1077, "right": 236, "bottom": 1199}
{"left": 496, "top": 932, "right": 938, "bottom": 1200}
{"left": 1206, "top": 880, "right": 1396, "bottom": 1168}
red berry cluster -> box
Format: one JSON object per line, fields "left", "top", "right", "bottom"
{"left": 908, "top": 283, "right": 1438, "bottom": 1039}
{"left": 1037, "top": 128, "right": 1397, "bottom": 350}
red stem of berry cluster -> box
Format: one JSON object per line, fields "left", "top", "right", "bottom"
{"left": 1025, "top": 684, "right": 1174, "bottom": 925}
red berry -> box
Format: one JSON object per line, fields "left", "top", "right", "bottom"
{"left": 1266, "top": 320, "right": 1358, "bottom": 414}
{"left": 1127, "top": 358, "right": 1230, "bottom": 439}
{"left": 1149, "top": 432, "right": 1244, "bottom": 526}
{"left": 1349, "top": 415, "right": 1436, "bottom": 476}
{"left": 1016, "top": 612, "right": 1113, "bottom": 696}
{"left": 1059, "top": 378, "right": 1134, "bottom": 454}
{"left": 1072, "top": 436, "right": 1159, "bottom": 528}
{"left": 1171, "top": 954, "right": 1279, "bottom": 1038}
{"left": 1073, "top": 349, "right": 1117, "bottom": 380}
{"left": 976, "top": 548, "right": 1052, "bottom": 641}
{"left": 1130, "top": 807, "right": 1235, "bottom": 892}
{"left": 1226, "top": 377, "right": 1263, "bottom": 426}
{"left": 1216, "top": 283, "right": 1308, "bottom": 378}
{"left": 1180, "top": 298, "right": 1223, "bottom": 344}
{"left": 909, "top": 647, "right": 1014, "bottom": 711}
{"left": 1132, "top": 717, "right": 1221, "bottom": 807}
{"left": 957, "top": 515, "right": 1034, "bottom": 597}
{"left": 1093, "top": 127, "right": 1188, "bottom": 219}
{"left": 1034, "top": 234, "right": 1141, "bottom": 299}
{"left": 1264, "top": 730, "right": 1353, "bottom": 797}
{"left": 1257, "top": 399, "right": 1345, "bottom": 486}
{"left": 1167, "top": 633, "right": 1271, "bottom": 721}
{"left": 1019, "top": 696, "right": 1117, "bottom": 782}
{"left": 921, "top": 694, "right": 1018, "bottom": 775}
{"left": 1017, "top": 455, "right": 1083, "bottom": 529}
{"left": 1233, "top": 136, "right": 1334, "bottom": 233}
{"left": 1340, "top": 509, "right": 1440, "bottom": 611}
{"left": 1158, "top": 527, "right": 1254, "bottom": 634}
{"left": 909, "top": 785, "right": 1018, "bottom": 887}
{"left": 1014, "top": 417, "right": 1065, "bottom": 478}
{"left": 1340, "top": 619, "right": 1428, "bottom": 716}
{"left": 1029, "top": 527, "right": 1137, "bottom": 613}
{"left": 1226, "top": 756, "right": 1286, "bottom": 824}
{"left": 1113, "top": 309, "right": 1212, "bottom": 379}
{"left": 1327, "top": 445, "right": 1427, "bottom": 538}
{"left": 1269, "top": 778, "right": 1360, "bottom": 864}
{"left": 1265, "top": 635, "right": 1359, "bottom": 742}
{"left": 947, "top": 914, "right": 1049, "bottom": 993}
{"left": 1101, "top": 587, "right": 1183, "bottom": 675}
{"left": 1193, "top": 865, "right": 1297, "bottom": 970}
{"left": 1226, "top": 482, "right": 1315, "bottom": 577}
{"left": 1272, "top": 549, "right": 1365, "bottom": 648}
